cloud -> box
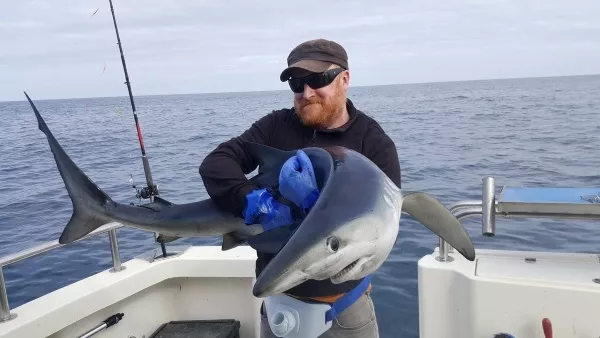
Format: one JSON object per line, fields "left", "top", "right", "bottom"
{"left": 1, "top": 0, "right": 599, "bottom": 101}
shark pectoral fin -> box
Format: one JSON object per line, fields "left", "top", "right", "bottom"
{"left": 402, "top": 192, "right": 476, "bottom": 261}
{"left": 243, "top": 142, "right": 296, "bottom": 171}
{"left": 222, "top": 232, "right": 248, "bottom": 251}
{"left": 156, "top": 234, "right": 180, "bottom": 244}
{"left": 243, "top": 142, "right": 297, "bottom": 187}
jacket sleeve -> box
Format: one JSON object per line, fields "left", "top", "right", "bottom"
{"left": 364, "top": 123, "right": 401, "bottom": 189}
{"left": 199, "top": 112, "right": 276, "bottom": 217}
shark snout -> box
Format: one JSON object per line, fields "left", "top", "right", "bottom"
{"left": 252, "top": 241, "right": 377, "bottom": 298}
{"left": 253, "top": 269, "right": 309, "bottom": 298}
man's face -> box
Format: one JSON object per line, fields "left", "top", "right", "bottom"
{"left": 291, "top": 67, "right": 350, "bottom": 130}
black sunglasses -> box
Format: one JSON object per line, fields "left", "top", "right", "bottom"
{"left": 287, "top": 68, "right": 345, "bottom": 93}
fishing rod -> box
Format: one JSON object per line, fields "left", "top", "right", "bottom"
{"left": 107, "top": 0, "right": 167, "bottom": 257}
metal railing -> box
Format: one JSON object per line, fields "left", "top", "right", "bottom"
{"left": 437, "top": 200, "right": 485, "bottom": 262}
{"left": 0, "top": 222, "right": 126, "bottom": 323}
{"left": 437, "top": 176, "right": 600, "bottom": 262}
{"left": 435, "top": 177, "right": 495, "bottom": 262}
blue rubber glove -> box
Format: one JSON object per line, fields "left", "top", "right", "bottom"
{"left": 278, "top": 150, "right": 320, "bottom": 214}
{"left": 243, "top": 188, "right": 294, "bottom": 231}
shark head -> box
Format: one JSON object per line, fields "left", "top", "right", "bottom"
{"left": 254, "top": 199, "right": 402, "bottom": 297}
{"left": 245, "top": 142, "right": 476, "bottom": 298}
{"left": 246, "top": 143, "right": 403, "bottom": 298}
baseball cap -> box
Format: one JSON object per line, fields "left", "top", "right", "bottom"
{"left": 279, "top": 38, "right": 349, "bottom": 82}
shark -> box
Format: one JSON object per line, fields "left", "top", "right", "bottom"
{"left": 23, "top": 91, "right": 475, "bottom": 298}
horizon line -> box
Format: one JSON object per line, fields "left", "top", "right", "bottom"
{"left": 2, "top": 72, "right": 599, "bottom": 104}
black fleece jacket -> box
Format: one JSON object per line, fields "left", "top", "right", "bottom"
{"left": 199, "top": 98, "right": 401, "bottom": 217}
{"left": 198, "top": 98, "right": 401, "bottom": 297}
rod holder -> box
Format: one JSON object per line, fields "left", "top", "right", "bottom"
{"left": 108, "top": 229, "right": 125, "bottom": 272}
{"left": 436, "top": 238, "right": 453, "bottom": 262}
{"left": 482, "top": 176, "right": 496, "bottom": 237}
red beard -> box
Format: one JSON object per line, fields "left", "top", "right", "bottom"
{"left": 294, "top": 89, "right": 346, "bottom": 129}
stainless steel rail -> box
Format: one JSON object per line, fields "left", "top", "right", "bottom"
{"left": 0, "top": 222, "right": 125, "bottom": 322}
{"left": 437, "top": 176, "right": 600, "bottom": 262}
{"left": 437, "top": 202, "right": 484, "bottom": 262}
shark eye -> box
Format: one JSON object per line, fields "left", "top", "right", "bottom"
{"left": 326, "top": 236, "right": 339, "bottom": 253}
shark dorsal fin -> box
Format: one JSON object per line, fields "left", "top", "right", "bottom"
{"left": 140, "top": 196, "right": 173, "bottom": 212}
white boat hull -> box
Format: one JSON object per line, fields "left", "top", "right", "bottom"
{"left": 419, "top": 247, "right": 600, "bottom": 338}
{"left": 0, "top": 245, "right": 262, "bottom": 338}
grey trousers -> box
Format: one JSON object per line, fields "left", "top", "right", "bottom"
{"left": 260, "top": 292, "right": 379, "bottom": 338}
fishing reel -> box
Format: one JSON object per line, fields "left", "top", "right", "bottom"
{"left": 129, "top": 174, "right": 159, "bottom": 203}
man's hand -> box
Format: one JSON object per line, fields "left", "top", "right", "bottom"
{"left": 243, "top": 188, "right": 294, "bottom": 231}
{"left": 279, "top": 150, "right": 320, "bottom": 214}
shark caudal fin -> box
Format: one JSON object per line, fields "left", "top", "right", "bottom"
{"left": 24, "top": 92, "right": 113, "bottom": 244}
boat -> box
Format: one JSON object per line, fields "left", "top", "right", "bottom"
{"left": 0, "top": 176, "right": 597, "bottom": 337}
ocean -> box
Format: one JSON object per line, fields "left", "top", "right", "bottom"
{"left": 1, "top": 74, "right": 599, "bottom": 337}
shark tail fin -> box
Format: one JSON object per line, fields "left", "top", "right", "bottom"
{"left": 24, "top": 92, "right": 113, "bottom": 244}
{"left": 62, "top": 205, "right": 112, "bottom": 244}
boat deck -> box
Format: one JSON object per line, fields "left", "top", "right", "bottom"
{"left": 149, "top": 319, "right": 241, "bottom": 338}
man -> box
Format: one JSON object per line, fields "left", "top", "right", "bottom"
{"left": 199, "top": 38, "right": 401, "bottom": 337}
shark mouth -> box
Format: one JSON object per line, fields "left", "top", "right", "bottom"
{"left": 332, "top": 258, "right": 361, "bottom": 282}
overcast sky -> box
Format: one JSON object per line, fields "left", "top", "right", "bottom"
{"left": 1, "top": 0, "right": 599, "bottom": 101}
